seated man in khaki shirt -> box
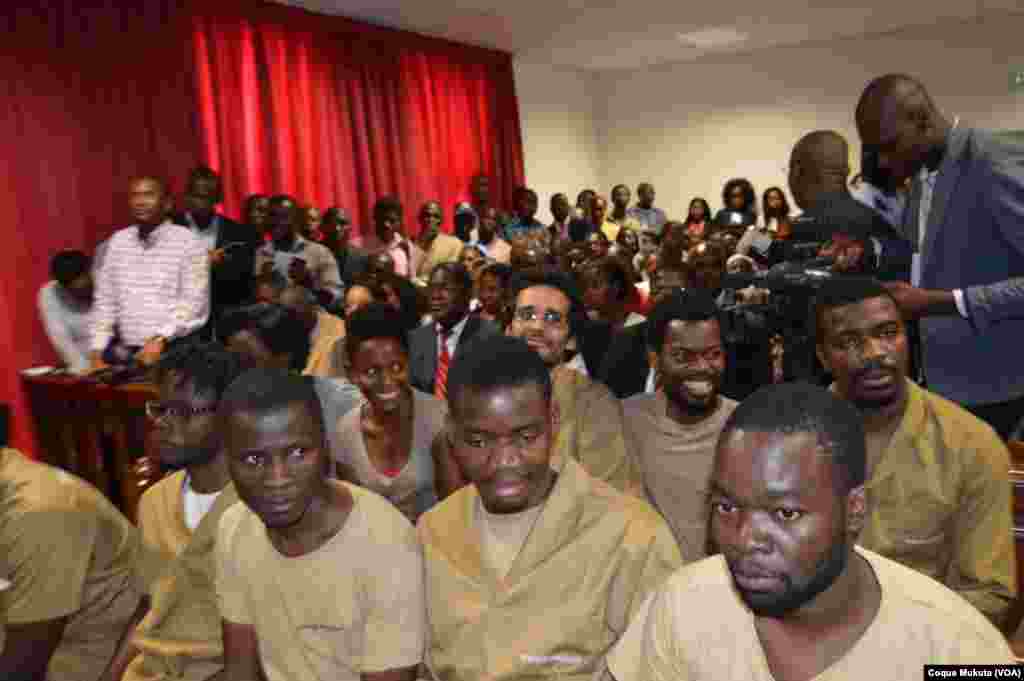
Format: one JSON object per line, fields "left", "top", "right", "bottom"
{"left": 0, "top": 449, "right": 141, "bottom": 681}
{"left": 608, "top": 383, "right": 1013, "bottom": 681}
{"left": 623, "top": 289, "right": 738, "bottom": 558}
{"left": 108, "top": 342, "right": 244, "bottom": 681}
{"left": 215, "top": 368, "right": 424, "bottom": 681}
{"left": 419, "top": 335, "right": 683, "bottom": 681}
{"left": 812, "top": 278, "right": 1015, "bottom": 627}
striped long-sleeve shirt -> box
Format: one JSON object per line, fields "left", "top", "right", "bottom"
{"left": 91, "top": 222, "right": 210, "bottom": 351}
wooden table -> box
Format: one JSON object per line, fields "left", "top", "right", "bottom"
{"left": 21, "top": 373, "right": 162, "bottom": 521}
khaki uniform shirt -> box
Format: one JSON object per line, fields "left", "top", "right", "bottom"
{"left": 0, "top": 448, "right": 141, "bottom": 681}
{"left": 303, "top": 310, "right": 346, "bottom": 378}
{"left": 622, "top": 393, "right": 738, "bottom": 557}
{"left": 608, "top": 547, "right": 1014, "bottom": 681}
{"left": 125, "top": 484, "right": 240, "bottom": 681}
{"left": 135, "top": 470, "right": 192, "bottom": 594}
{"left": 552, "top": 366, "right": 642, "bottom": 496}
{"left": 417, "top": 457, "right": 683, "bottom": 681}
{"left": 416, "top": 233, "right": 465, "bottom": 284}
{"left": 216, "top": 483, "right": 425, "bottom": 681}
{"left": 856, "top": 380, "right": 1015, "bottom": 625}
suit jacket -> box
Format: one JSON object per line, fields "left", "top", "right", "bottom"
{"left": 172, "top": 213, "right": 258, "bottom": 313}
{"left": 900, "top": 127, "right": 1024, "bottom": 405}
{"left": 408, "top": 315, "right": 501, "bottom": 394}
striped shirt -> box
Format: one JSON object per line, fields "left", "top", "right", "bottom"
{"left": 92, "top": 222, "right": 210, "bottom": 351}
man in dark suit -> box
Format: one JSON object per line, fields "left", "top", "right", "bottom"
{"left": 174, "top": 166, "right": 258, "bottom": 333}
{"left": 857, "top": 74, "right": 1024, "bottom": 438}
{"left": 408, "top": 262, "right": 499, "bottom": 397}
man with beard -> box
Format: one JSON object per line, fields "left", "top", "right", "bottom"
{"left": 91, "top": 176, "right": 210, "bottom": 370}
{"left": 415, "top": 201, "right": 465, "bottom": 285}
{"left": 253, "top": 195, "right": 343, "bottom": 308}
{"left": 812, "top": 277, "right": 1014, "bottom": 627}
{"left": 408, "top": 263, "right": 500, "bottom": 398}
{"left": 857, "top": 75, "right": 1024, "bottom": 438}
{"left": 110, "top": 342, "right": 244, "bottom": 681}
{"left": 622, "top": 290, "right": 738, "bottom": 558}
{"left": 418, "top": 335, "right": 682, "bottom": 681}
{"left": 216, "top": 368, "right": 424, "bottom": 681}
{"left": 606, "top": 382, "right": 1013, "bottom": 681}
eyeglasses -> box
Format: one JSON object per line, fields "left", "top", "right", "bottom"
{"left": 513, "top": 306, "right": 566, "bottom": 327}
{"left": 146, "top": 401, "right": 217, "bottom": 424}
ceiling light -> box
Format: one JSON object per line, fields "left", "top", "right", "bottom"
{"left": 676, "top": 27, "right": 749, "bottom": 49}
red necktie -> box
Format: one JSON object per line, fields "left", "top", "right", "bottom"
{"left": 435, "top": 329, "right": 451, "bottom": 400}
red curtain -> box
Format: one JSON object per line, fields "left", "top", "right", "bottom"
{"left": 191, "top": 1, "right": 525, "bottom": 237}
{"left": 0, "top": 0, "right": 200, "bottom": 455}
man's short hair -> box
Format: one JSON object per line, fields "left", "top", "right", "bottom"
{"left": 219, "top": 367, "right": 324, "bottom": 441}
{"left": 50, "top": 249, "right": 91, "bottom": 286}
{"left": 133, "top": 175, "right": 170, "bottom": 197}
{"left": 611, "top": 184, "right": 629, "bottom": 195}
{"left": 219, "top": 303, "right": 311, "bottom": 372}
{"left": 646, "top": 289, "right": 722, "bottom": 353}
{"left": 268, "top": 194, "right": 298, "bottom": 210}
{"left": 185, "top": 165, "right": 223, "bottom": 200}
{"left": 157, "top": 341, "right": 244, "bottom": 404}
{"left": 447, "top": 335, "right": 552, "bottom": 417}
{"left": 344, "top": 302, "right": 411, "bottom": 361}
{"left": 720, "top": 382, "right": 867, "bottom": 494}
{"left": 431, "top": 262, "right": 473, "bottom": 294}
{"left": 811, "top": 277, "right": 900, "bottom": 345}
{"left": 373, "top": 196, "right": 403, "bottom": 222}
{"left": 508, "top": 266, "right": 587, "bottom": 339}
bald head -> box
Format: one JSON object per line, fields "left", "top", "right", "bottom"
{"left": 855, "top": 74, "right": 949, "bottom": 186}
{"left": 788, "top": 131, "right": 851, "bottom": 211}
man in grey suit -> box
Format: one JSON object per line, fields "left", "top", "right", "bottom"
{"left": 408, "top": 262, "right": 500, "bottom": 398}
{"left": 857, "top": 74, "right": 1024, "bottom": 438}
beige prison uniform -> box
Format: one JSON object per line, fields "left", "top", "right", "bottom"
{"left": 124, "top": 484, "right": 240, "bottom": 681}
{"left": 332, "top": 389, "right": 446, "bottom": 523}
{"left": 552, "top": 365, "right": 642, "bottom": 496}
{"left": 416, "top": 233, "right": 466, "bottom": 284}
{"left": 607, "top": 547, "right": 1014, "bottom": 681}
{"left": 417, "top": 457, "right": 683, "bottom": 681}
{"left": 622, "top": 393, "right": 737, "bottom": 558}
{"left": 856, "top": 379, "right": 1015, "bottom": 625}
{"left": 216, "top": 483, "right": 425, "bottom": 681}
{"left": 135, "top": 470, "right": 192, "bottom": 594}
{"left": 0, "top": 448, "right": 141, "bottom": 681}
{"left": 303, "top": 310, "right": 346, "bottom": 378}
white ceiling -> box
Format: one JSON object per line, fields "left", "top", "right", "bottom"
{"left": 276, "top": 0, "right": 1022, "bottom": 70}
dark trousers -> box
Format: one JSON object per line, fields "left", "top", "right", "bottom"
{"left": 965, "top": 395, "right": 1024, "bottom": 441}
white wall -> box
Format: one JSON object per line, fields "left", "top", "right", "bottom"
{"left": 514, "top": 60, "right": 605, "bottom": 222}
{"left": 517, "top": 12, "right": 1024, "bottom": 222}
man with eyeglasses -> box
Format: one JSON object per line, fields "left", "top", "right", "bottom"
{"left": 621, "top": 289, "right": 738, "bottom": 559}
{"left": 507, "top": 269, "right": 640, "bottom": 494}
{"left": 418, "top": 335, "right": 683, "bottom": 681}
{"left": 107, "top": 341, "right": 245, "bottom": 681}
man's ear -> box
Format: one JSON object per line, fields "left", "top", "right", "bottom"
{"left": 846, "top": 483, "right": 868, "bottom": 537}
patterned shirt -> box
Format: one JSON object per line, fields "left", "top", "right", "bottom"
{"left": 92, "top": 222, "right": 210, "bottom": 351}
{"left": 627, "top": 206, "right": 668, "bottom": 234}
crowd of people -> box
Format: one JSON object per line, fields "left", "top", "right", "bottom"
{"left": 10, "top": 73, "right": 1024, "bottom": 680}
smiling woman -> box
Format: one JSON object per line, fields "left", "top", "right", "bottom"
{"left": 333, "top": 303, "right": 447, "bottom": 522}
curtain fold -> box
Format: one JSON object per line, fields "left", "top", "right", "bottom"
{"left": 191, "top": 0, "right": 525, "bottom": 237}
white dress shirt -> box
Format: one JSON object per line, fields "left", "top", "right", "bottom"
{"left": 37, "top": 281, "right": 92, "bottom": 372}
{"left": 437, "top": 314, "right": 469, "bottom": 358}
{"left": 92, "top": 221, "right": 210, "bottom": 350}
{"left": 184, "top": 212, "right": 221, "bottom": 252}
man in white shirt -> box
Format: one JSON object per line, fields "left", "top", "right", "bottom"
{"left": 91, "top": 176, "right": 210, "bottom": 370}
{"left": 38, "top": 250, "right": 93, "bottom": 372}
